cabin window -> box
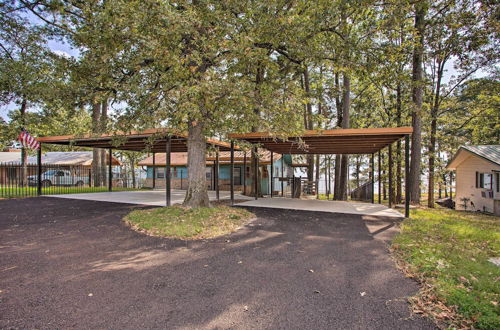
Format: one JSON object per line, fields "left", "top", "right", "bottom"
{"left": 476, "top": 172, "right": 492, "bottom": 189}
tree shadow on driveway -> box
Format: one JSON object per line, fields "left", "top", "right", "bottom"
{"left": 0, "top": 198, "right": 435, "bottom": 329}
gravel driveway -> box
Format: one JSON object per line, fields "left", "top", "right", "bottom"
{"left": 0, "top": 197, "right": 435, "bottom": 329}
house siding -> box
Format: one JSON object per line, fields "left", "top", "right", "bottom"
{"left": 455, "top": 154, "right": 500, "bottom": 214}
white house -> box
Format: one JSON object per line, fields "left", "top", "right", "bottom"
{"left": 446, "top": 145, "right": 500, "bottom": 215}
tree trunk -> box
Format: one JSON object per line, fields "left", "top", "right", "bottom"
{"left": 303, "top": 67, "right": 315, "bottom": 183}
{"left": 183, "top": 120, "right": 210, "bottom": 208}
{"left": 100, "top": 100, "right": 108, "bottom": 186}
{"left": 338, "top": 73, "right": 350, "bottom": 200}
{"left": 92, "top": 101, "right": 101, "bottom": 187}
{"left": 444, "top": 173, "right": 448, "bottom": 197}
{"left": 334, "top": 155, "right": 342, "bottom": 200}
{"left": 333, "top": 73, "right": 342, "bottom": 200}
{"left": 130, "top": 157, "right": 136, "bottom": 189}
{"left": 396, "top": 84, "right": 403, "bottom": 204}
{"left": 410, "top": 1, "right": 426, "bottom": 205}
{"left": 428, "top": 59, "right": 444, "bottom": 208}
{"left": 355, "top": 156, "right": 360, "bottom": 188}
{"left": 248, "top": 65, "right": 264, "bottom": 197}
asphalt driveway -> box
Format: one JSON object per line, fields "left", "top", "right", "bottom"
{"left": 0, "top": 197, "right": 435, "bottom": 329}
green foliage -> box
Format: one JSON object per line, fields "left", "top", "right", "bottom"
{"left": 441, "top": 78, "right": 500, "bottom": 145}
{"left": 392, "top": 208, "right": 500, "bottom": 329}
{"left": 1, "top": 0, "right": 498, "bottom": 204}
{"left": 124, "top": 205, "right": 255, "bottom": 239}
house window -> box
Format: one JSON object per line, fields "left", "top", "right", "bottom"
{"left": 496, "top": 173, "right": 500, "bottom": 193}
{"left": 476, "top": 172, "right": 492, "bottom": 189}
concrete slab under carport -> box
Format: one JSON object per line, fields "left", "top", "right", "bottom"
{"left": 238, "top": 197, "right": 404, "bottom": 218}
{"left": 46, "top": 189, "right": 253, "bottom": 206}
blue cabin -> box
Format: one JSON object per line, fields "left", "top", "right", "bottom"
{"left": 138, "top": 151, "right": 293, "bottom": 195}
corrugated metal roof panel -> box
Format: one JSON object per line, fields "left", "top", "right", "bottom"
{"left": 462, "top": 145, "right": 500, "bottom": 166}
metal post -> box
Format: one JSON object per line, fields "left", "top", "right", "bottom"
{"left": 108, "top": 148, "right": 112, "bottom": 192}
{"left": 270, "top": 151, "right": 274, "bottom": 198}
{"left": 378, "top": 150, "right": 382, "bottom": 204}
{"left": 371, "top": 153, "right": 375, "bottom": 204}
{"left": 152, "top": 152, "right": 156, "bottom": 189}
{"left": 281, "top": 154, "right": 284, "bottom": 196}
{"left": 230, "top": 141, "right": 234, "bottom": 205}
{"left": 37, "top": 144, "right": 42, "bottom": 196}
{"left": 243, "top": 152, "right": 247, "bottom": 195}
{"left": 254, "top": 147, "right": 258, "bottom": 200}
{"left": 166, "top": 137, "right": 171, "bottom": 206}
{"left": 405, "top": 135, "right": 411, "bottom": 218}
{"left": 327, "top": 157, "right": 331, "bottom": 200}
{"left": 388, "top": 144, "right": 393, "bottom": 208}
{"left": 215, "top": 147, "right": 220, "bottom": 201}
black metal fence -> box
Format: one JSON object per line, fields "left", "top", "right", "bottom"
{"left": 0, "top": 162, "right": 113, "bottom": 198}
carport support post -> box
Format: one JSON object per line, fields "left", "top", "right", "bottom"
{"left": 215, "top": 147, "right": 220, "bottom": 201}
{"left": 281, "top": 154, "right": 284, "bottom": 196}
{"left": 378, "top": 150, "right": 381, "bottom": 204}
{"left": 108, "top": 148, "right": 112, "bottom": 192}
{"left": 371, "top": 153, "right": 375, "bottom": 204}
{"left": 152, "top": 152, "right": 156, "bottom": 189}
{"left": 254, "top": 147, "right": 259, "bottom": 200}
{"left": 388, "top": 144, "right": 393, "bottom": 208}
{"left": 270, "top": 151, "right": 274, "bottom": 198}
{"left": 230, "top": 141, "right": 234, "bottom": 205}
{"left": 166, "top": 136, "right": 171, "bottom": 206}
{"left": 405, "top": 135, "right": 410, "bottom": 218}
{"left": 37, "top": 144, "right": 42, "bottom": 196}
{"left": 243, "top": 153, "right": 247, "bottom": 195}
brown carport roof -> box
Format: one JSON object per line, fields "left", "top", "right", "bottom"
{"left": 37, "top": 128, "right": 237, "bottom": 152}
{"left": 228, "top": 127, "right": 412, "bottom": 154}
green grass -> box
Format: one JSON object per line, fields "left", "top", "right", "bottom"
{"left": 392, "top": 208, "right": 500, "bottom": 329}
{"left": 124, "top": 205, "right": 255, "bottom": 239}
{"left": 0, "top": 186, "right": 142, "bottom": 198}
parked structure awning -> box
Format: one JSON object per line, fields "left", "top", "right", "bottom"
{"left": 37, "top": 128, "right": 237, "bottom": 152}
{"left": 228, "top": 126, "right": 413, "bottom": 217}
{"left": 228, "top": 127, "right": 413, "bottom": 155}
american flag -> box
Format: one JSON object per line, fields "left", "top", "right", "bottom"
{"left": 18, "top": 128, "right": 40, "bottom": 150}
